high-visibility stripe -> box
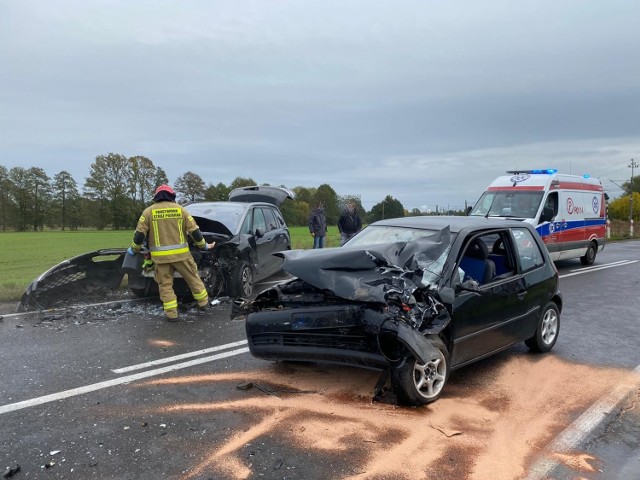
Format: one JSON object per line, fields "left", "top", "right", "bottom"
{"left": 152, "top": 219, "right": 160, "bottom": 246}
{"left": 151, "top": 242, "right": 188, "bottom": 252}
{"left": 192, "top": 289, "right": 208, "bottom": 301}
{"left": 151, "top": 247, "right": 190, "bottom": 257}
{"left": 178, "top": 219, "right": 185, "bottom": 244}
{"left": 163, "top": 299, "right": 178, "bottom": 311}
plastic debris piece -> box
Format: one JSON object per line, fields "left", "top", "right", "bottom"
{"left": 431, "top": 423, "right": 463, "bottom": 438}
{"left": 236, "top": 381, "right": 253, "bottom": 390}
{"left": 3, "top": 464, "right": 20, "bottom": 478}
{"left": 49, "top": 450, "right": 61, "bottom": 455}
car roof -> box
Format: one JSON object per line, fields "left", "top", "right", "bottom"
{"left": 370, "top": 215, "right": 528, "bottom": 234}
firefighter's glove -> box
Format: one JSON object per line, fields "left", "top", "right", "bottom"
{"left": 127, "top": 247, "right": 136, "bottom": 256}
{"left": 201, "top": 241, "right": 216, "bottom": 251}
{"left": 142, "top": 259, "right": 155, "bottom": 272}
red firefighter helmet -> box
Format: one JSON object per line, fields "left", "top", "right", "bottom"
{"left": 153, "top": 184, "right": 176, "bottom": 201}
{"left": 155, "top": 184, "right": 175, "bottom": 196}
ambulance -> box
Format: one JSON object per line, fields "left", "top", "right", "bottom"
{"left": 469, "top": 169, "right": 606, "bottom": 264}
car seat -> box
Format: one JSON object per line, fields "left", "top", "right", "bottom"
{"left": 489, "top": 238, "right": 508, "bottom": 276}
{"left": 459, "top": 239, "right": 496, "bottom": 284}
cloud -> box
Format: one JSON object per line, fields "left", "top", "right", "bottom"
{"left": 1, "top": 0, "right": 639, "bottom": 210}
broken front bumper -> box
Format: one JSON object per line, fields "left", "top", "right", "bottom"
{"left": 245, "top": 303, "right": 442, "bottom": 370}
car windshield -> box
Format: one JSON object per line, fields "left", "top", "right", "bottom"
{"left": 470, "top": 191, "right": 544, "bottom": 218}
{"left": 345, "top": 225, "right": 443, "bottom": 246}
{"left": 186, "top": 203, "right": 246, "bottom": 233}
{"left": 345, "top": 225, "right": 455, "bottom": 289}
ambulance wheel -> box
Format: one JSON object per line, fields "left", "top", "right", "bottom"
{"left": 580, "top": 241, "right": 597, "bottom": 266}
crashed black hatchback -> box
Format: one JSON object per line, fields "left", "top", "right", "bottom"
{"left": 243, "top": 216, "right": 562, "bottom": 406}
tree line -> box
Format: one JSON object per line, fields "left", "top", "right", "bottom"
{"left": 2, "top": 153, "right": 467, "bottom": 232}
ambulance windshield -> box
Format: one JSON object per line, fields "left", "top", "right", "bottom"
{"left": 470, "top": 191, "right": 544, "bottom": 219}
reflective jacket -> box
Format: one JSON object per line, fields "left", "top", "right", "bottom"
{"left": 132, "top": 201, "right": 205, "bottom": 264}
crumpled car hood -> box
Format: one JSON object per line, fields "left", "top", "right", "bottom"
{"left": 191, "top": 216, "right": 234, "bottom": 237}
{"left": 276, "top": 227, "right": 451, "bottom": 303}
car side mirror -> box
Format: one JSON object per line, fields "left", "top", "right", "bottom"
{"left": 465, "top": 205, "right": 473, "bottom": 216}
{"left": 455, "top": 280, "right": 482, "bottom": 295}
{"left": 439, "top": 286, "right": 455, "bottom": 304}
{"left": 540, "top": 206, "right": 555, "bottom": 223}
{"left": 254, "top": 228, "right": 264, "bottom": 238}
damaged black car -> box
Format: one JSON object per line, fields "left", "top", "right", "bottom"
{"left": 243, "top": 216, "right": 562, "bottom": 406}
{"left": 126, "top": 185, "right": 294, "bottom": 299}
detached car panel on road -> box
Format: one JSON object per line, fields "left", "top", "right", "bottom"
{"left": 244, "top": 216, "right": 562, "bottom": 406}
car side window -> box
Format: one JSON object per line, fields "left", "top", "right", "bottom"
{"left": 457, "top": 231, "right": 516, "bottom": 285}
{"left": 240, "top": 211, "right": 253, "bottom": 235}
{"left": 253, "top": 208, "right": 267, "bottom": 234}
{"left": 262, "top": 208, "right": 278, "bottom": 231}
{"left": 274, "top": 210, "right": 286, "bottom": 227}
{"left": 457, "top": 235, "right": 494, "bottom": 285}
{"left": 512, "top": 228, "right": 544, "bottom": 272}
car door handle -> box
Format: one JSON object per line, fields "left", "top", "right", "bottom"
{"left": 517, "top": 291, "right": 527, "bottom": 301}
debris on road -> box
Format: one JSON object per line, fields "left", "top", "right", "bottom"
{"left": 431, "top": 423, "right": 463, "bottom": 438}
{"left": 2, "top": 464, "right": 20, "bottom": 479}
{"left": 235, "top": 381, "right": 317, "bottom": 397}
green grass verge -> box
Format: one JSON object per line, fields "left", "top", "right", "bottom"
{"left": 0, "top": 226, "right": 342, "bottom": 302}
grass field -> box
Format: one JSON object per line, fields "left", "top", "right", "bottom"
{"left": 0, "top": 226, "right": 341, "bottom": 302}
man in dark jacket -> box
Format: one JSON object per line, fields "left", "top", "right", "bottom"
{"left": 308, "top": 201, "right": 328, "bottom": 248}
{"left": 338, "top": 201, "right": 362, "bottom": 246}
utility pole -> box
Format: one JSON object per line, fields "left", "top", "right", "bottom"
{"left": 630, "top": 159, "right": 638, "bottom": 236}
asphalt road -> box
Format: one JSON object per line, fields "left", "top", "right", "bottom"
{"left": 1, "top": 242, "right": 639, "bottom": 480}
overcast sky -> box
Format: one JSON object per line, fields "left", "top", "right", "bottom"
{"left": 1, "top": 0, "right": 639, "bottom": 211}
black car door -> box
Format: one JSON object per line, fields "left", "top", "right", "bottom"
{"left": 449, "top": 230, "right": 530, "bottom": 367}
{"left": 510, "top": 226, "right": 549, "bottom": 339}
{"left": 250, "top": 207, "right": 272, "bottom": 276}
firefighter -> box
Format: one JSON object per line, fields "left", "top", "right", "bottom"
{"left": 127, "top": 184, "right": 214, "bottom": 321}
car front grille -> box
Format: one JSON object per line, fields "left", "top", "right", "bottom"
{"left": 250, "top": 332, "right": 371, "bottom": 351}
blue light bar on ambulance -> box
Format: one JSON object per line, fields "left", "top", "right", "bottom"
{"left": 506, "top": 169, "right": 558, "bottom": 175}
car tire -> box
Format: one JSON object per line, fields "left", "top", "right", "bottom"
{"left": 580, "top": 241, "right": 597, "bottom": 266}
{"left": 391, "top": 336, "right": 450, "bottom": 406}
{"left": 525, "top": 302, "right": 560, "bottom": 353}
{"left": 130, "top": 277, "right": 158, "bottom": 298}
{"left": 230, "top": 261, "right": 254, "bottom": 298}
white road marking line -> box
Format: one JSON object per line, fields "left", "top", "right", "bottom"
{"left": 526, "top": 364, "right": 640, "bottom": 480}
{"left": 570, "top": 260, "right": 631, "bottom": 272}
{"left": 0, "top": 347, "right": 249, "bottom": 416}
{"left": 112, "top": 340, "right": 248, "bottom": 373}
{"left": 560, "top": 260, "right": 637, "bottom": 278}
